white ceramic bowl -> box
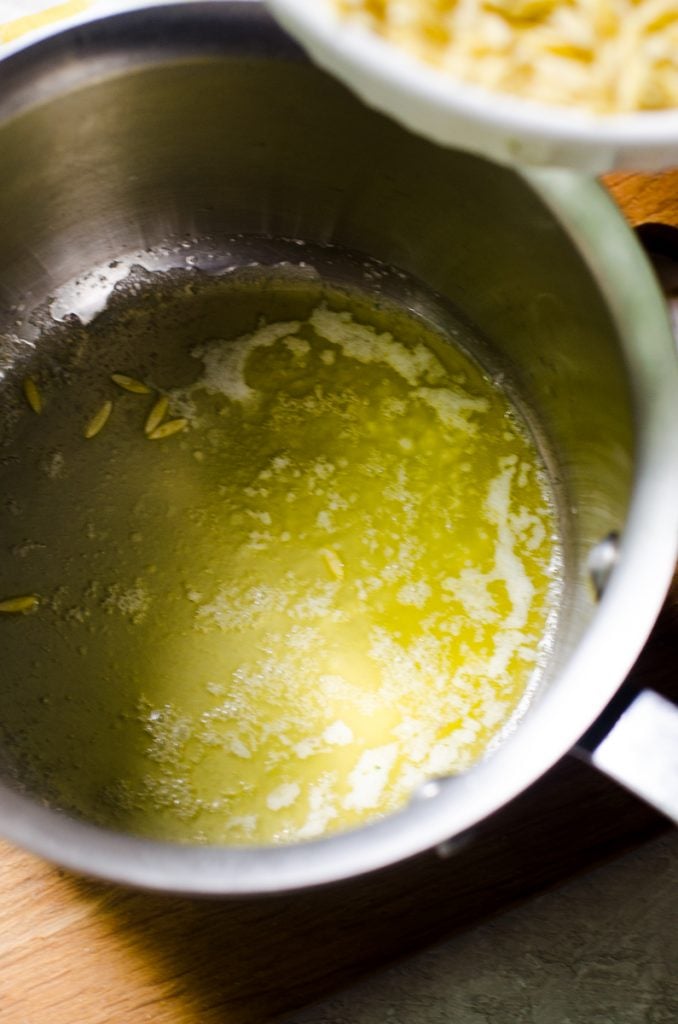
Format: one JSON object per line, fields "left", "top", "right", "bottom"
{"left": 267, "top": 0, "right": 678, "bottom": 173}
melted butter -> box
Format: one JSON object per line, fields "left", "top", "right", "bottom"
{"left": 139, "top": 306, "right": 556, "bottom": 843}
{"left": 0, "top": 287, "right": 559, "bottom": 846}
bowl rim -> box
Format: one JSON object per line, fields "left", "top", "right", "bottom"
{"left": 267, "top": 0, "right": 678, "bottom": 166}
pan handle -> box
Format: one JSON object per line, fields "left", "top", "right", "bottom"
{"left": 575, "top": 690, "right": 678, "bottom": 823}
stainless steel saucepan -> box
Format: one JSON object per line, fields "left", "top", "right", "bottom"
{"left": 0, "top": 1, "right": 677, "bottom": 894}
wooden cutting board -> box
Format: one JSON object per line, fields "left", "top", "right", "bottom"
{"left": 1, "top": 175, "right": 677, "bottom": 1024}
{"left": 605, "top": 171, "right": 678, "bottom": 229}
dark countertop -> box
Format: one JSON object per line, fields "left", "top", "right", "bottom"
{"left": 290, "top": 830, "right": 678, "bottom": 1024}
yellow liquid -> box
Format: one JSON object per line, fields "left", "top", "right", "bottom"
{"left": 0, "top": 282, "right": 558, "bottom": 845}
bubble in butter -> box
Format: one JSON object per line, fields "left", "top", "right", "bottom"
{"left": 0, "top": 289, "right": 559, "bottom": 846}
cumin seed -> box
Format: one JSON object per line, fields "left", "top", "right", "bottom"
{"left": 0, "top": 595, "right": 39, "bottom": 614}
{"left": 23, "top": 377, "right": 42, "bottom": 414}
{"left": 148, "top": 418, "right": 188, "bottom": 440}
{"left": 84, "top": 400, "right": 113, "bottom": 439}
{"left": 111, "top": 373, "right": 151, "bottom": 395}
{"left": 145, "top": 395, "right": 169, "bottom": 436}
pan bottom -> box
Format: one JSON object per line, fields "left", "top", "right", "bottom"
{"left": 0, "top": 242, "right": 560, "bottom": 845}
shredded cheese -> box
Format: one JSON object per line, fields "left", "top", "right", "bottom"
{"left": 333, "top": 0, "right": 678, "bottom": 113}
